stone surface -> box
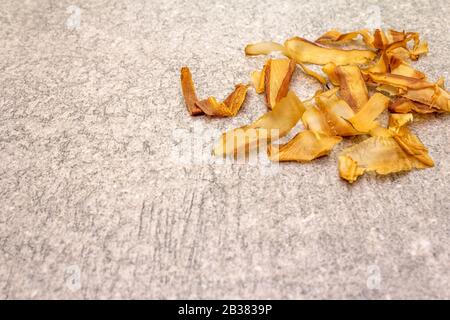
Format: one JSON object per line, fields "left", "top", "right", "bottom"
{"left": 0, "top": 0, "right": 449, "bottom": 299}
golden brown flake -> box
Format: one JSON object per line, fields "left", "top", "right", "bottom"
{"left": 368, "top": 73, "right": 434, "bottom": 90}
{"left": 269, "top": 131, "right": 342, "bottom": 162}
{"left": 336, "top": 65, "right": 369, "bottom": 111}
{"left": 338, "top": 114, "right": 433, "bottom": 183}
{"left": 316, "top": 29, "right": 375, "bottom": 48}
{"left": 251, "top": 64, "right": 267, "bottom": 94}
{"left": 402, "top": 86, "right": 450, "bottom": 113}
{"left": 196, "top": 84, "right": 250, "bottom": 117}
{"left": 213, "top": 91, "right": 305, "bottom": 156}
{"left": 180, "top": 67, "right": 205, "bottom": 116}
{"left": 315, "top": 93, "right": 361, "bottom": 136}
{"left": 245, "top": 41, "right": 287, "bottom": 56}
{"left": 348, "top": 93, "right": 391, "bottom": 133}
{"left": 181, "top": 67, "right": 249, "bottom": 117}
{"left": 389, "top": 97, "right": 436, "bottom": 114}
{"left": 285, "top": 37, "right": 376, "bottom": 65}
{"left": 264, "top": 59, "right": 296, "bottom": 109}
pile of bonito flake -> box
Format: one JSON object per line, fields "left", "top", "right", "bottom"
{"left": 180, "top": 29, "right": 449, "bottom": 183}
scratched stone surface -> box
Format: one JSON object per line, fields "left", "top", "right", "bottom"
{"left": 0, "top": 0, "right": 449, "bottom": 299}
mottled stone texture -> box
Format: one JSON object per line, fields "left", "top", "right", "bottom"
{"left": 0, "top": 0, "right": 449, "bottom": 299}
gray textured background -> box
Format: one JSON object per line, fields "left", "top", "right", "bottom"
{"left": 0, "top": 0, "right": 449, "bottom": 299}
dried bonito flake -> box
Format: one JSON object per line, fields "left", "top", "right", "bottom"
{"left": 393, "top": 126, "right": 434, "bottom": 167}
{"left": 348, "top": 93, "right": 391, "bottom": 133}
{"left": 250, "top": 59, "right": 297, "bottom": 108}
{"left": 389, "top": 98, "right": 435, "bottom": 114}
{"left": 180, "top": 67, "right": 249, "bottom": 117}
{"left": 180, "top": 67, "right": 204, "bottom": 116}
{"left": 297, "top": 62, "right": 328, "bottom": 85}
{"left": 269, "top": 130, "right": 342, "bottom": 162}
{"left": 388, "top": 113, "right": 413, "bottom": 133}
{"left": 314, "top": 91, "right": 390, "bottom": 136}
{"left": 335, "top": 65, "right": 369, "bottom": 110}
{"left": 315, "top": 93, "right": 361, "bottom": 136}
{"left": 367, "top": 73, "right": 434, "bottom": 90}
{"left": 315, "top": 29, "right": 422, "bottom": 52}
{"left": 316, "top": 28, "right": 429, "bottom": 61}
{"left": 389, "top": 55, "right": 425, "bottom": 79}
{"left": 322, "top": 63, "right": 340, "bottom": 86}
{"left": 245, "top": 41, "right": 327, "bottom": 84}
{"left": 331, "top": 29, "right": 416, "bottom": 49}
{"left": 376, "top": 84, "right": 402, "bottom": 97}
{"left": 197, "top": 84, "right": 250, "bottom": 117}
{"left": 251, "top": 64, "right": 267, "bottom": 94}
{"left": 385, "top": 32, "right": 429, "bottom": 60}
{"left": 402, "top": 86, "right": 450, "bottom": 113}
{"left": 436, "top": 77, "right": 446, "bottom": 89}
{"left": 338, "top": 114, "right": 434, "bottom": 183}
{"left": 373, "top": 29, "right": 408, "bottom": 50}
{"left": 363, "top": 52, "right": 390, "bottom": 75}
{"left": 285, "top": 37, "right": 376, "bottom": 66}
{"left": 245, "top": 41, "right": 287, "bottom": 56}
{"left": 213, "top": 91, "right": 305, "bottom": 156}
{"left": 265, "top": 59, "right": 296, "bottom": 109}
{"left": 363, "top": 51, "right": 424, "bottom": 79}
{"left": 338, "top": 156, "right": 365, "bottom": 183}
{"left": 302, "top": 106, "right": 332, "bottom": 135}
{"left": 409, "top": 41, "right": 429, "bottom": 59}
{"left": 315, "top": 29, "right": 375, "bottom": 48}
